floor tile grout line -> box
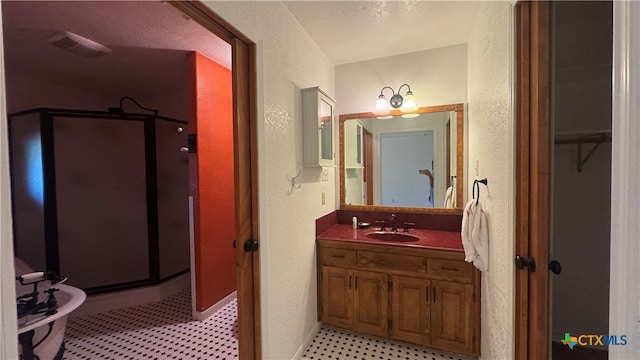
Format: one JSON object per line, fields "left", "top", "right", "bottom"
{"left": 62, "top": 288, "right": 239, "bottom": 360}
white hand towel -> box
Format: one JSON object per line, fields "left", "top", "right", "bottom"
{"left": 461, "top": 200, "right": 479, "bottom": 263}
{"left": 470, "top": 202, "right": 489, "bottom": 272}
{"left": 451, "top": 189, "right": 456, "bottom": 208}
{"left": 444, "top": 187, "right": 454, "bottom": 208}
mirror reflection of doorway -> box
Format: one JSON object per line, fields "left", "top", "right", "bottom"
{"left": 380, "top": 131, "right": 434, "bottom": 207}
{"left": 363, "top": 128, "right": 373, "bottom": 205}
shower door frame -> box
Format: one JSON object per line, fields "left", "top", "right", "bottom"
{"left": 7, "top": 108, "right": 189, "bottom": 294}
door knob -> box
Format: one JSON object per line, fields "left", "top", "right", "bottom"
{"left": 548, "top": 260, "right": 562, "bottom": 274}
{"left": 515, "top": 255, "right": 536, "bottom": 272}
{"left": 243, "top": 239, "right": 259, "bottom": 252}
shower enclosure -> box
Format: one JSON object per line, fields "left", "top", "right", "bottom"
{"left": 8, "top": 107, "right": 190, "bottom": 294}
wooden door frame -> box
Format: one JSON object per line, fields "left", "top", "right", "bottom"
{"left": 363, "top": 128, "right": 373, "bottom": 205}
{"left": 514, "top": 1, "right": 552, "bottom": 359}
{"left": 169, "top": 2, "right": 260, "bottom": 359}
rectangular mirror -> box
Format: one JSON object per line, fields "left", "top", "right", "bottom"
{"left": 339, "top": 103, "right": 464, "bottom": 214}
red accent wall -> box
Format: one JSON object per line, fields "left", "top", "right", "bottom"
{"left": 187, "top": 51, "right": 236, "bottom": 311}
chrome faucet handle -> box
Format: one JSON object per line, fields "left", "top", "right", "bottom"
{"left": 403, "top": 222, "right": 415, "bottom": 233}
{"left": 375, "top": 220, "right": 386, "bottom": 232}
{"left": 390, "top": 213, "right": 398, "bottom": 232}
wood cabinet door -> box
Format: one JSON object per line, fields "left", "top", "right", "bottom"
{"left": 354, "top": 270, "right": 388, "bottom": 337}
{"left": 322, "top": 266, "right": 354, "bottom": 328}
{"left": 431, "top": 280, "right": 474, "bottom": 354}
{"left": 390, "top": 275, "right": 431, "bottom": 345}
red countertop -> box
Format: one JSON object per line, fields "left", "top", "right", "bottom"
{"left": 317, "top": 224, "right": 464, "bottom": 252}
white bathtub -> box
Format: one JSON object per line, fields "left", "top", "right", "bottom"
{"left": 15, "top": 259, "right": 86, "bottom": 360}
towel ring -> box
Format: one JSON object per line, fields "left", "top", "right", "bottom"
{"left": 472, "top": 178, "right": 488, "bottom": 205}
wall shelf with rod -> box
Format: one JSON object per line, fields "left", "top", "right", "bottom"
{"left": 554, "top": 131, "right": 611, "bottom": 172}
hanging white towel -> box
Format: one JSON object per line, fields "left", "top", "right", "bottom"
{"left": 461, "top": 199, "right": 489, "bottom": 271}
{"left": 443, "top": 187, "right": 454, "bottom": 208}
{"left": 461, "top": 200, "right": 478, "bottom": 263}
{"left": 470, "top": 201, "right": 489, "bottom": 271}
{"left": 450, "top": 190, "right": 456, "bottom": 209}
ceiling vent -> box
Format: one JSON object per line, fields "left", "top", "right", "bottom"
{"left": 49, "top": 31, "right": 112, "bottom": 57}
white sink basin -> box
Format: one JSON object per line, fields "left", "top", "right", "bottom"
{"left": 366, "top": 231, "right": 419, "bottom": 242}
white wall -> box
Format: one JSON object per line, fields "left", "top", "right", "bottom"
{"left": 5, "top": 70, "right": 188, "bottom": 120}
{"left": 335, "top": 44, "right": 467, "bottom": 115}
{"left": 0, "top": 3, "right": 19, "bottom": 358}
{"left": 201, "top": 2, "right": 335, "bottom": 359}
{"left": 467, "top": 2, "right": 514, "bottom": 359}
{"left": 335, "top": 45, "right": 467, "bottom": 207}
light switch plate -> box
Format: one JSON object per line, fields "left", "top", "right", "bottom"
{"left": 321, "top": 168, "right": 329, "bottom": 181}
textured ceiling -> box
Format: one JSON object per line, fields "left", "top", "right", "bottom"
{"left": 1, "top": 1, "right": 479, "bottom": 99}
{"left": 1, "top": 1, "right": 230, "bottom": 97}
{"left": 283, "top": 1, "right": 480, "bottom": 65}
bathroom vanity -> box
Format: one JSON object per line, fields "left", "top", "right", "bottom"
{"left": 317, "top": 225, "right": 480, "bottom": 356}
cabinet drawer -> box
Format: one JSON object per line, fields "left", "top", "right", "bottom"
{"left": 321, "top": 248, "right": 356, "bottom": 267}
{"left": 427, "top": 259, "right": 473, "bottom": 282}
{"left": 357, "top": 251, "right": 426, "bottom": 273}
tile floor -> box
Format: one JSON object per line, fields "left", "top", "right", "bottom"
{"left": 63, "top": 288, "right": 238, "bottom": 359}
{"left": 302, "top": 326, "right": 476, "bottom": 360}
{"left": 62, "top": 288, "right": 475, "bottom": 360}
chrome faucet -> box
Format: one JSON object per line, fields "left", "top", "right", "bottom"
{"left": 390, "top": 213, "right": 398, "bottom": 232}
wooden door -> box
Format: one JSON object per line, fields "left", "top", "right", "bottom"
{"left": 514, "top": 1, "right": 552, "bottom": 359}
{"left": 390, "top": 275, "right": 430, "bottom": 345}
{"left": 322, "top": 266, "right": 354, "bottom": 328}
{"left": 170, "top": 3, "right": 260, "bottom": 359}
{"left": 354, "top": 270, "right": 388, "bottom": 337}
{"left": 431, "top": 280, "right": 474, "bottom": 354}
{"left": 363, "top": 129, "right": 373, "bottom": 205}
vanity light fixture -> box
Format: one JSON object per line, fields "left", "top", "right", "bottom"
{"left": 374, "top": 83, "right": 419, "bottom": 117}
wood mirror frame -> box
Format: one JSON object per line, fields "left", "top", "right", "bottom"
{"left": 339, "top": 103, "right": 464, "bottom": 215}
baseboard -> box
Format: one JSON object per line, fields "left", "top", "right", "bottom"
{"left": 292, "top": 321, "right": 322, "bottom": 360}
{"left": 192, "top": 290, "right": 237, "bottom": 321}
{"left": 71, "top": 272, "right": 190, "bottom": 318}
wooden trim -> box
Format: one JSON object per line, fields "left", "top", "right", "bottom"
{"left": 248, "top": 42, "right": 262, "bottom": 360}
{"left": 232, "top": 37, "right": 261, "bottom": 360}
{"left": 168, "top": 1, "right": 252, "bottom": 45}
{"left": 339, "top": 103, "right": 465, "bottom": 213}
{"left": 514, "top": 3, "right": 530, "bottom": 358}
{"left": 455, "top": 109, "right": 464, "bottom": 208}
{"left": 171, "top": 2, "right": 260, "bottom": 359}
{"left": 339, "top": 117, "right": 346, "bottom": 205}
{"left": 364, "top": 129, "right": 374, "bottom": 205}
{"left": 515, "top": 2, "right": 551, "bottom": 359}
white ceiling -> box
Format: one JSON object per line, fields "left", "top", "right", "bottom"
{"left": 1, "top": 1, "right": 231, "bottom": 97}
{"left": 283, "top": 1, "right": 480, "bottom": 65}
{"left": 1, "top": 1, "right": 479, "bottom": 98}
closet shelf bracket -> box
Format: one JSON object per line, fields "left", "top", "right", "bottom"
{"left": 577, "top": 142, "right": 601, "bottom": 173}
{"left": 555, "top": 132, "right": 611, "bottom": 173}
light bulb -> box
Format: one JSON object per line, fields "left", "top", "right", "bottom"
{"left": 400, "top": 91, "right": 418, "bottom": 113}
{"left": 374, "top": 95, "right": 390, "bottom": 116}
